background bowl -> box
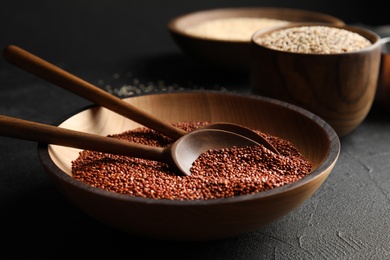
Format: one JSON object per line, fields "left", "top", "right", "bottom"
{"left": 38, "top": 91, "right": 340, "bottom": 241}
{"left": 250, "top": 23, "right": 382, "bottom": 137}
{"left": 375, "top": 37, "right": 390, "bottom": 111}
{"left": 168, "top": 7, "right": 345, "bottom": 73}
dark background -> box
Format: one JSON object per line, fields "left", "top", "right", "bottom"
{"left": 1, "top": 1, "right": 389, "bottom": 259}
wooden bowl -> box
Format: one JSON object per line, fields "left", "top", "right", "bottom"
{"left": 375, "top": 37, "right": 390, "bottom": 111}
{"left": 168, "top": 7, "right": 345, "bottom": 73}
{"left": 250, "top": 23, "right": 382, "bottom": 137}
{"left": 38, "top": 91, "right": 340, "bottom": 241}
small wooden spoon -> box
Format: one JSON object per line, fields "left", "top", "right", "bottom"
{"left": 0, "top": 115, "right": 260, "bottom": 176}
{"left": 3, "top": 45, "right": 278, "bottom": 154}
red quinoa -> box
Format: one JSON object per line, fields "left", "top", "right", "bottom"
{"left": 71, "top": 122, "right": 312, "bottom": 200}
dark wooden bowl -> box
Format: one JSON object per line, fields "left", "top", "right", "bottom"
{"left": 375, "top": 37, "right": 390, "bottom": 111}
{"left": 168, "top": 7, "right": 345, "bottom": 73}
{"left": 250, "top": 23, "right": 382, "bottom": 137}
{"left": 38, "top": 91, "right": 340, "bottom": 241}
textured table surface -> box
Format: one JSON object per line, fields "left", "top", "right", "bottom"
{"left": 1, "top": 1, "right": 389, "bottom": 259}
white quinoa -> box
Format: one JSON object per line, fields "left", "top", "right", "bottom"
{"left": 253, "top": 25, "right": 372, "bottom": 54}
{"left": 184, "top": 17, "right": 289, "bottom": 42}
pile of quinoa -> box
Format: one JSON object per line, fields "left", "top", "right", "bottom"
{"left": 253, "top": 25, "right": 372, "bottom": 54}
{"left": 71, "top": 121, "right": 312, "bottom": 200}
{"left": 184, "top": 17, "right": 289, "bottom": 42}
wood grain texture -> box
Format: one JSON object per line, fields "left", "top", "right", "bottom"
{"left": 250, "top": 23, "right": 382, "bottom": 137}
{"left": 38, "top": 91, "right": 340, "bottom": 241}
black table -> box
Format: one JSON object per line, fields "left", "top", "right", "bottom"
{"left": 1, "top": 1, "right": 389, "bottom": 259}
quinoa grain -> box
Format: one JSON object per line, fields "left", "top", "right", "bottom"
{"left": 184, "top": 17, "right": 289, "bottom": 42}
{"left": 71, "top": 122, "right": 312, "bottom": 200}
{"left": 254, "top": 25, "right": 371, "bottom": 54}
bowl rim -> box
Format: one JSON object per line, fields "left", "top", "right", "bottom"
{"left": 37, "top": 90, "right": 340, "bottom": 206}
{"left": 251, "top": 22, "right": 382, "bottom": 55}
{"left": 168, "top": 6, "right": 345, "bottom": 43}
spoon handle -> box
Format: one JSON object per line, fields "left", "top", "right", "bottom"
{"left": 0, "top": 115, "right": 168, "bottom": 163}
{"left": 2, "top": 45, "right": 187, "bottom": 140}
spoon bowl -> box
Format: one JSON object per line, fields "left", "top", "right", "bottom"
{"left": 200, "top": 122, "right": 278, "bottom": 153}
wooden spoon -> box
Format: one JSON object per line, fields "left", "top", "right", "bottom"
{"left": 3, "top": 45, "right": 278, "bottom": 154}
{"left": 0, "top": 115, "right": 260, "bottom": 176}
